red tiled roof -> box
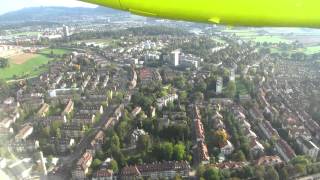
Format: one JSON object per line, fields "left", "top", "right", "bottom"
{"left": 195, "top": 119, "right": 205, "bottom": 140}
{"left": 256, "top": 155, "right": 283, "bottom": 166}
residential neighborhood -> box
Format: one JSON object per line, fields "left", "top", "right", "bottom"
{"left": 1, "top": 4, "right": 320, "bottom": 180}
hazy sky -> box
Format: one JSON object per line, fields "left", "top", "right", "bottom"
{"left": 0, "top": 0, "right": 97, "bottom": 15}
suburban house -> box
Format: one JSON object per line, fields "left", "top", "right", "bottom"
{"left": 220, "top": 140, "right": 235, "bottom": 156}
{"left": 249, "top": 138, "right": 265, "bottom": 156}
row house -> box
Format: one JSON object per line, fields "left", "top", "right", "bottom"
{"left": 61, "top": 124, "right": 85, "bottom": 139}
{"left": 15, "top": 124, "right": 33, "bottom": 141}
{"left": 9, "top": 140, "right": 39, "bottom": 153}
{"left": 78, "top": 105, "right": 104, "bottom": 115}
{"left": 232, "top": 107, "right": 264, "bottom": 157}
{"left": 194, "top": 119, "right": 205, "bottom": 142}
{"left": 197, "top": 141, "right": 210, "bottom": 165}
{"left": 249, "top": 138, "right": 265, "bottom": 157}
{"left": 50, "top": 138, "right": 75, "bottom": 154}
{"left": 275, "top": 139, "right": 296, "bottom": 162}
{"left": 0, "top": 127, "right": 13, "bottom": 137}
{"left": 114, "top": 104, "right": 124, "bottom": 120}
{"left": 38, "top": 115, "right": 67, "bottom": 127}
{"left": 71, "top": 114, "right": 96, "bottom": 125}
{"left": 88, "top": 130, "right": 105, "bottom": 155}
{"left": 211, "top": 161, "right": 247, "bottom": 170}
{"left": 36, "top": 103, "right": 49, "bottom": 117}
{"left": 131, "top": 106, "right": 142, "bottom": 117}
{"left": 62, "top": 99, "right": 74, "bottom": 115}
{"left": 92, "top": 169, "right": 114, "bottom": 180}
{"left": 72, "top": 151, "right": 93, "bottom": 180}
{"left": 139, "top": 68, "right": 162, "bottom": 86}
{"left": 259, "top": 121, "right": 280, "bottom": 140}
{"left": 129, "top": 66, "right": 137, "bottom": 90}
{"left": 296, "top": 136, "right": 319, "bottom": 159}
{"left": 249, "top": 107, "right": 264, "bottom": 122}
{"left": 0, "top": 117, "right": 15, "bottom": 129}
{"left": 120, "top": 161, "right": 190, "bottom": 180}
{"left": 20, "top": 97, "right": 44, "bottom": 110}
{"left": 255, "top": 155, "right": 283, "bottom": 166}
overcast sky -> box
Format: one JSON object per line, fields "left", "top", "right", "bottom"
{"left": 0, "top": 0, "right": 97, "bottom": 15}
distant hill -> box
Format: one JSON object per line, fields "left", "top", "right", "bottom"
{"left": 0, "top": 6, "right": 125, "bottom": 22}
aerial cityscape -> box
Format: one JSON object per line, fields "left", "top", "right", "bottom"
{"left": 1, "top": 3, "right": 320, "bottom": 180}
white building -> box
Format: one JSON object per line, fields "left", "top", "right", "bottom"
{"left": 156, "top": 93, "right": 178, "bottom": 109}
{"left": 171, "top": 49, "right": 181, "bottom": 66}
{"left": 63, "top": 25, "right": 70, "bottom": 37}
{"left": 216, "top": 77, "right": 223, "bottom": 94}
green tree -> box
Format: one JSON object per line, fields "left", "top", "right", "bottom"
{"left": 232, "top": 150, "right": 246, "bottom": 161}
{"left": 152, "top": 142, "right": 174, "bottom": 160}
{"left": 0, "top": 58, "right": 9, "bottom": 68}
{"left": 92, "top": 158, "right": 102, "bottom": 170}
{"left": 203, "top": 167, "right": 220, "bottom": 180}
{"left": 110, "top": 160, "right": 119, "bottom": 172}
{"left": 279, "top": 167, "right": 289, "bottom": 180}
{"left": 224, "top": 81, "right": 236, "bottom": 98}
{"left": 264, "top": 166, "right": 279, "bottom": 180}
{"left": 111, "top": 134, "right": 120, "bottom": 150}
{"left": 173, "top": 143, "right": 186, "bottom": 161}
{"left": 255, "top": 166, "right": 265, "bottom": 180}
{"left": 137, "top": 134, "right": 151, "bottom": 153}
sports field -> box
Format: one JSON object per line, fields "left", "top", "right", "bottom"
{"left": 0, "top": 48, "right": 70, "bottom": 80}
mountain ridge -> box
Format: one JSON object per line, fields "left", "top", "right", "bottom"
{"left": 0, "top": 6, "right": 125, "bottom": 22}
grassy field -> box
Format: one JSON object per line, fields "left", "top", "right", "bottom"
{"left": 0, "top": 55, "right": 50, "bottom": 80}
{"left": 222, "top": 29, "right": 291, "bottom": 43}
{"left": 303, "top": 46, "right": 320, "bottom": 54}
{"left": 253, "top": 36, "right": 291, "bottom": 43}
{"left": 39, "top": 48, "right": 71, "bottom": 56}
{"left": 0, "top": 48, "right": 70, "bottom": 80}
